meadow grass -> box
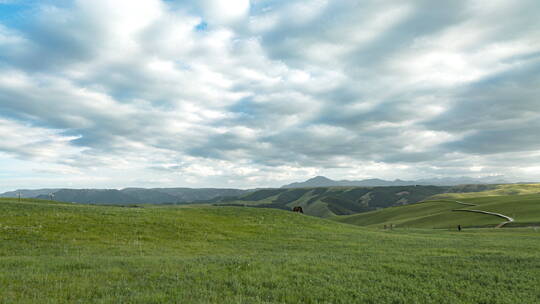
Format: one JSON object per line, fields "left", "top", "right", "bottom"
{"left": 431, "top": 183, "right": 540, "bottom": 199}
{"left": 333, "top": 200, "right": 502, "bottom": 228}
{"left": 1, "top": 198, "right": 539, "bottom": 303}
{"left": 333, "top": 194, "right": 540, "bottom": 229}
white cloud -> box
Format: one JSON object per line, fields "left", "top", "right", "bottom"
{"left": 0, "top": 0, "right": 539, "bottom": 191}
{"left": 0, "top": 118, "right": 83, "bottom": 162}
{"left": 200, "top": 0, "right": 250, "bottom": 25}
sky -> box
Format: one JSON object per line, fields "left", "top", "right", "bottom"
{"left": 0, "top": 0, "right": 539, "bottom": 191}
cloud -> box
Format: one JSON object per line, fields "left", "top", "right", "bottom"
{"left": 428, "top": 60, "right": 540, "bottom": 154}
{"left": 0, "top": 0, "right": 539, "bottom": 191}
{"left": 200, "top": 0, "right": 250, "bottom": 25}
{"left": 0, "top": 117, "right": 83, "bottom": 161}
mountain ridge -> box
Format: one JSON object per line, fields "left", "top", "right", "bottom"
{"left": 281, "top": 175, "right": 509, "bottom": 188}
{"left": 0, "top": 187, "right": 249, "bottom": 205}
{"left": 0, "top": 175, "right": 514, "bottom": 206}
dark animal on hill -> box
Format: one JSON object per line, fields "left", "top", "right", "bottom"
{"left": 292, "top": 206, "right": 303, "bottom": 213}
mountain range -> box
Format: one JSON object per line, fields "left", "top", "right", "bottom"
{"left": 0, "top": 188, "right": 248, "bottom": 205}
{"left": 281, "top": 175, "right": 509, "bottom": 188}
{"left": 0, "top": 175, "right": 511, "bottom": 206}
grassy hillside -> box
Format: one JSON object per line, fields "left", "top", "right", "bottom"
{"left": 431, "top": 183, "right": 540, "bottom": 199}
{"left": 214, "top": 185, "right": 492, "bottom": 217}
{"left": 333, "top": 194, "right": 540, "bottom": 229}
{"left": 1, "top": 198, "right": 540, "bottom": 303}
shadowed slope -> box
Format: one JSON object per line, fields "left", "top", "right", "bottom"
{"left": 214, "top": 185, "right": 485, "bottom": 217}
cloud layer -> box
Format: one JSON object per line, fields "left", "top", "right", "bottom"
{"left": 1, "top": 0, "right": 539, "bottom": 190}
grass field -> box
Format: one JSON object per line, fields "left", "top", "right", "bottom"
{"left": 431, "top": 183, "right": 540, "bottom": 199}
{"left": 333, "top": 193, "right": 540, "bottom": 229}
{"left": 1, "top": 198, "right": 540, "bottom": 303}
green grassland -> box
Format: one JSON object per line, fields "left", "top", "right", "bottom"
{"left": 333, "top": 185, "right": 540, "bottom": 229}
{"left": 1, "top": 198, "right": 540, "bottom": 303}
{"left": 431, "top": 183, "right": 540, "bottom": 199}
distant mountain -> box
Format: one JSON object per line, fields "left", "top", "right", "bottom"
{"left": 146, "top": 188, "right": 249, "bottom": 202}
{"left": 282, "top": 176, "right": 341, "bottom": 188}
{"left": 36, "top": 189, "right": 138, "bottom": 204}
{"left": 1, "top": 187, "right": 249, "bottom": 205}
{"left": 0, "top": 189, "right": 61, "bottom": 198}
{"left": 0, "top": 175, "right": 511, "bottom": 207}
{"left": 281, "top": 176, "right": 509, "bottom": 188}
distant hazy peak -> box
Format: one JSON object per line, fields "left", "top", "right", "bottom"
{"left": 308, "top": 176, "right": 334, "bottom": 182}
{"left": 281, "top": 176, "right": 510, "bottom": 188}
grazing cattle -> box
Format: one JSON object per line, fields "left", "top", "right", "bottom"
{"left": 292, "top": 206, "right": 303, "bottom": 213}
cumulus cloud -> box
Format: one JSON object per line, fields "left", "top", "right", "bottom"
{"left": 0, "top": 0, "right": 539, "bottom": 191}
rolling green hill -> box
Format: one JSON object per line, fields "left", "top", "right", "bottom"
{"left": 431, "top": 183, "right": 540, "bottom": 199}
{"left": 214, "top": 184, "right": 496, "bottom": 217}
{"left": 1, "top": 198, "right": 539, "bottom": 303}
{"left": 333, "top": 193, "right": 540, "bottom": 229}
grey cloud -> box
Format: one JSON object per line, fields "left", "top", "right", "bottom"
{"left": 427, "top": 60, "right": 540, "bottom": 154}
{"left": 344, "top": 0, "right": 468, "bottom": 73}
{"left": 254, "top": 0, "right": 467, "bottom": 70}
{"left": 444, "top": 125, "right": 540, "bottom": 155}
{"left": 428, "top": 61, "right": 540, "bottom": 130}
{"left": 0, "top": 5, "right": 107, "bottom": 72}
{"left": 313, "top": 99, "right": 415, "bottom": 130}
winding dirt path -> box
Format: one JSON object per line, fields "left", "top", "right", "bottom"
{"left": 450, "top": 200, "right": 514, "bottom": 228}
{"left": 452, "top": 200, "right": 476, "bottom": 207}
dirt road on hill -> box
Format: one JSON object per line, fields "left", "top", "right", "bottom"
{"left": 452, "top": 200, "right": 514, "bottom": 228}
